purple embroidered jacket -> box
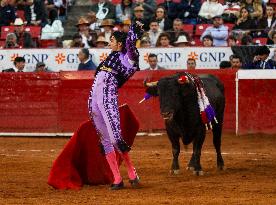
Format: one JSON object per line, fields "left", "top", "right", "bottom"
{"left": 95, "top": 23, "right": 142, "bottom": 87}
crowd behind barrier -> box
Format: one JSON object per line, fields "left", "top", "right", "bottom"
{"left": 2, "top": 0, "right": 276, "bottom": 49}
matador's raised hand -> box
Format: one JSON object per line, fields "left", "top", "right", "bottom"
{"left": 135, "top": 21, "right": 144, "bottom": 31}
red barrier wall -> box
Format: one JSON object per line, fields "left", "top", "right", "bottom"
{"left": 238, "top": 79, "right": 276, "bottom": 135}
{"left": 0, "top": 70, "right": 237, "bottom": 133}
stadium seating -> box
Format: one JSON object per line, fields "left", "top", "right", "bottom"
{"left": 253, "top": 38, "right": 267, "bottom": 45}
{"left": 16, "top": 10, "right": 25, "bottom": 21}
{"left": 0, "top": 26, "right": 41, "bottom": 39}
{"left": 39, "top": 39, "right": 58, "bottom": 48}
{"left": 195, "top": 24, "right": 211, "bottom": 37}
{"left": 225, "top": 23, "right": 235, "bottom": 32}
{"left": 182, "top": 24, "right": 194, "bottom": 36}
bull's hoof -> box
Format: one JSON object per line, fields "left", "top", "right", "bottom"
{"left": 217, "top": 165, "right": 225, "bottom": 171}
{"left": 186, "top": 166, "right": 194, "bottom": 171}
{"left": 170, "top": 169, "right": 180, "bottom": 175}
{"left": 193, "top": 170, "right": 204, "bottom": 176}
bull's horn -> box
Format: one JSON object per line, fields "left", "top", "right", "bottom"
{"left": 144, "top": 79, "right": 158, "bottom": 87}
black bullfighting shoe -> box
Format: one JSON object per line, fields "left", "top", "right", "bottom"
{"left": 129, "top": 175, "right": 140, "bottom": 188}
{"left": 110, "top": 181, "right": 124, "bottom": 190}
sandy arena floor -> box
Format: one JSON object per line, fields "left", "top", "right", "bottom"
{"left": 1, "top": 133, "right": 276, "bottom": 205}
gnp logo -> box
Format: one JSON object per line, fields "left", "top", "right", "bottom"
{"left": 188, "top": 51, "right": 226, "bottom": 63}
{"left": 188, "top": 52, "right": 199, "bottom": 60}
{"left": 55, "top": 53, "right": 66, "bottom": 64}
{"left": 10, "top": 53, "right": 19, "bottom": 61}
{"left": 11, "top": 53, "right": 49, "bottom": 63}
{"left": 143, "top": 52, "right": 181, "bottom": 63}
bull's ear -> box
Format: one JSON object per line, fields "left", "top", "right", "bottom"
{"left": 146, "top": 86, "right": 159, "bottom": 96}
{"left": 177, "top": 75, "right": 189, "bottom": 85}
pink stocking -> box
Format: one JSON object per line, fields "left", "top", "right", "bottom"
{"left": 105, "top": 151, "right": 122, "bottom": 184}
{"left": 121, "top": 152, "right": 137, "bottom": 180}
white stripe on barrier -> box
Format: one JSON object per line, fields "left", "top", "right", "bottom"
{"left": 0, "top": 132, "right": 164, "bottom": 137}
{"left": 237, "top": 70, "right": 276, "bottom": 79}
{"left": 0, "top": 133, "right": 73, "bottom": 137}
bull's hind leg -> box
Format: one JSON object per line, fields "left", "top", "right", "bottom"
{"left": 166, "top": 129, "right": 181, "bottom": 175}
{"left": 212, "top": 123, "right": 224, "bottom": 170}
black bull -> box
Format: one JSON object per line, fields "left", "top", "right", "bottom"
{"left": 145, "top": 73, "right": 225, "bottom": 175}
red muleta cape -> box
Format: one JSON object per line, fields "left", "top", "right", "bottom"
{"left": 48, "top": 104, "right": 139, "bottom": 189}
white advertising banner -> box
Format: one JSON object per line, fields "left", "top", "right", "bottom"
{"left": 0, "top": 47, "right": 234, "bottom": 72}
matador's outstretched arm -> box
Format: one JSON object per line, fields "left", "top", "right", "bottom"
{"left": 126, "top": 21, "right": 144, "bottom": 62}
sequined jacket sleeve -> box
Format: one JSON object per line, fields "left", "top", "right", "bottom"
{"left": 126, "top": 23, "right": 143, "bottom": 63}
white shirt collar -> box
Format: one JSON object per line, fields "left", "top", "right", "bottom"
{"left": 83, "top": 58, "right": 90, "bottom": 64}
{"left": 150, "top": 65, "right": 158, "bottom": 70}
{"left": 13, "top": 66, "right": 21, "bottom": 72}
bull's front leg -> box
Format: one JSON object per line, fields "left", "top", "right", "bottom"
{"left": 166, "top": 128, "right": 181, "bottom": 175}
{"left": 191, "top": 128, "right": 206, "bottom": 176}
{"left": 171, "top": 140, "right": 180, "bottom": 175}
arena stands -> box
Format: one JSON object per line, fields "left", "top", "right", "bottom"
{"left": 0, "top": 0, "right": 276, "bottom": 69}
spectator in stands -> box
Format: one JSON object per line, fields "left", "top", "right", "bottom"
{"left": 240, "top": 0, "right": 263, "bottom": 20}
{"left": 222, "top": 0, "right": 240, "bottom": 23}
{"left": 219, "top": 61, "right": 232, "bottom": 69}
{"left": 167, "top": 18, "right": 190, "bottom": 45}
{"left": 158, "top": 0, "right": 178, "bottom": 21}
{"left": 46, "top": 0, "right": 66, "bottom": 22}
{"left": 198, "top": 0, "right": 224, "bottom": 23}
{"left": 99, "top": 19, "right": 114, "bottom": 43}
{"left": 13, "top": 18, "right": 35, "bottom": 48}
{"left": 153, "top": 6, "right": 172, "bottom": 31}
{"left": 177, "top": 0, "right": 201, "bottom": 24}
{"left": 145, "top": 53, "right": 164, "bottom": 70}
{"left": 35, "top": 62, "right": 51, "bottom": 72}
{"left": 148, "top": 19, "right": 162, "bottom": 47}
{"left": 132, "top": 0, "right": 156, "bottom": 23}
{"left": 230, "top": 54, "right": 243, "bottom": 69}
{"left": 246, "top": 45, "right": 276, "bottom": 69}
{"left": 156, "top": 32, "right": 173, "bottom": 47}
{"left": 268, "top": 30, "right": 276, "bottom": 45}
{"left": 0, "top": 0, "right": 16, "bottom": 26}
{"left": 121, "top": 19, "right": 131, "bottom": 33}
{"left": 22, "top": 31, "right": 34, "bottom": 48}
{"left": 4, "top": 33, "right": 20, "bottom": 48}
{"left": 228, "top": 35, "right": 238, "bottom": 46}
{"left": 132, "top": 5, "right": 149, "bottom": 30}
{"left": 41, "top": 8, "right": 64, "bottom": 39}
{"left": 2, "top": 56, "right": 26, "bottom": 72}
{"left": 140, "top": 38, "right": 151, "bottom": 47}
{"left": 200, "top": 15, "right": 228, "bottom": 46}
{"left": 70, "top": 33, "right": 84, "bottom": 48}
{"left": 174, "top": 35, "right": 189, "bottom": 47}
{"left": 240, "top": 33, "right": 254, "bottom": 45}
{"left": 44, "top": 0, "right": 56, "bottom": 11}
{"left": 115, "top": 0, "right": 133, "bottom": 24}
{"left": 90, "top": 0, "right": 115, "bottom": 20}
{"left": 257, "top": 4, "right": 276, "bottom": 37}
{"left": 95, "top": 35, "right": 108, "bottom": 48}
{"left": 202, "top": 34, "right": 214, "bottom": 46}
{"left": 87, "top": 11, "right": 101, "bottom": 33}
{"left": 24, "top": 0, "right": 48, "bottom": 26}
{"left": 76, "top": 17, "right": 94, "bottom": 48}
{"left": 187, "top": 58, "right": 196, "bottom": 70}
{"left": 233, "top": 7, "right": 256, "bottom": 34}
{"left": 78, "top": 48, "right": 97, "bottom": 71}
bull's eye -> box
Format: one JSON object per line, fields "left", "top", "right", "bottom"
{"left": 178, "top": 75, "right": 188, "bottom": 84}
